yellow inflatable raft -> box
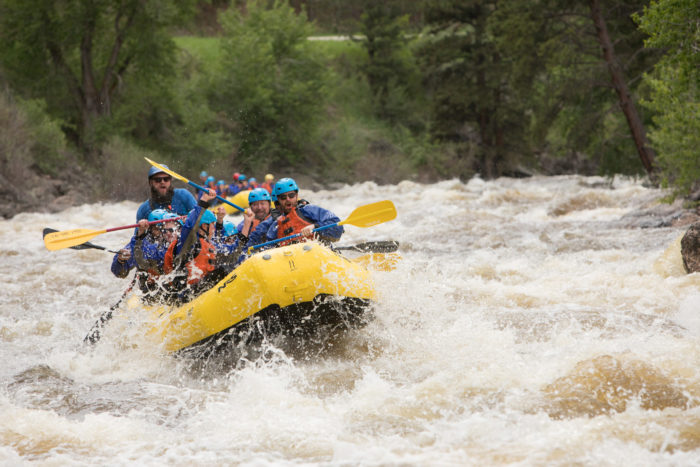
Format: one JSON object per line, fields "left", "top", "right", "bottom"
{"left": 220, "top": 190, "right": 251, "bottom": 214}
{"left": 134, "top": 242, "right": 376, "bottom": 355}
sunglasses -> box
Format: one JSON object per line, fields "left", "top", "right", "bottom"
{"left": 160, "top": 228, "right": 177, "bottom": 233}
{"left": 152, "top": 176, "right": 171, "bottom": 183}
{"left": 277, "top": 192, "right": 297, "bottom": 201}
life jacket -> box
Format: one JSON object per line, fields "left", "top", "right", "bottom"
{"left": 276, "top": 207, "right": 314, "bottom": 246}
{"left": 261, "top": 182, "right": 273, "bottom": 194}
{"left": 163, "top": 237, "right": 216, "bottom": 285}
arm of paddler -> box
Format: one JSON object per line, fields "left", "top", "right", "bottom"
{"left": 172, "top": 201, "right": 209, "bottom": 269}
{"left": 300, "top": 205, "right": 344, "bottom": 242}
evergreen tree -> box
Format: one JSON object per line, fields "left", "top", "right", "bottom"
{"left": 637, "top": 0, "right": 700, "bottom": 197}
{"left": 419, "top": 0, "right": 530, "bottom": 178}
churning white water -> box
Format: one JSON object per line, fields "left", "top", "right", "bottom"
{"left": 2, "top": 175, "right": 700, "bottom": 465}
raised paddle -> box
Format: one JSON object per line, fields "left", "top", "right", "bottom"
{"left": 250, "top": 200, "right": 397, "bottom": 252}
{"left": 144, "top": 157, "right": 245, "bottom": 213}
{"left": 43, "top": 216, "right": 185, "bottom": 251}
{"left": 334, "top": 240, "right": 400, "bottom": 253}
{"left": 43, "top": 228, "right": 119, "bottom": 253}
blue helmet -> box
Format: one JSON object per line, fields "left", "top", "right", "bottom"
{"left": 200, "top": 171, "right": 208, "bottom": 178}
{"left": 238, "top": 174, "right": 247, "bottom": 182}
{"left": 249, "top": 177, "right": 257, "bottom": 183}
{"left": 162, "top": 212, "right": 181, "bottom": 223}
{"left": 199, "top": 209, "right": 217, "bottom": 227}
{"left": 222, "top": 220, "right": 237, "bottom": 236}
{"left": 273, "top": 178, "right": 298, "bottom": 196}
{"left": 148, "top": 165, "right": 169, "bottom": 179}
{"left": 248, "top": 188, "right": 272, "bottom": 204}
{"left": 148, "top": 209, "right": 170, "bottom": 222}
{"left": 206, "top": 176, "right": 215, "bottom": 184}
{"left": 217, "top": 180, "right": 226, "bottom": 186}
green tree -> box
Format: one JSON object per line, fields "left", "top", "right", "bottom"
{"left": 0, "top": 0, "right": 196, "bottom": 156}
{"left": 636, "top": 0, "right": 700, "bottom": 197}
{"left": 419, "top": 0, "right": 530, "bottom": 178}
{"left": 210, "top": 0, "right": 327, "bottom": 171}
{"left": 356, "top": 1, "right": 423, "bottom": 129}
{"left": 493, "top": 0, "right": 660, "bottom": 176}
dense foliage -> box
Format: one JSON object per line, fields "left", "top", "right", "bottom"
{"left": 636, "top": 0, "right": 700, "bottom": 198}
{"left": 0, "top": 0, "right": 697, "bottom": 200}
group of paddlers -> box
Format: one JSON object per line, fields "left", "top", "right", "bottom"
{"left": 112, "top": 165, "right": 344, "bottom": 304}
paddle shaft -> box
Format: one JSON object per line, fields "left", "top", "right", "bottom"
{"left": 44, "top": 216, "right": 185, "bottom": 251}
{"left": 187, "top": 179, "right": 245, "bottom": 213}
{"left": 105, "top": 217, "right": 181, "bottom": 233}
{"left": 249, "top": 200, "right": 397, "bottom": 252}
{"left": 250, "top": 222, "right": 338, "bottom": 252}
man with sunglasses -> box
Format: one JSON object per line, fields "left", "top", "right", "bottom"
{"left": 136, "top": 165, "right": 197, "bottom": 222}
{"left": 263, "top": 178, "right": 343, "bottom": 247}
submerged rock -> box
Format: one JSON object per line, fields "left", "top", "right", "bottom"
{"left": 681, "top": 222, "right": 700, "bottom": 273}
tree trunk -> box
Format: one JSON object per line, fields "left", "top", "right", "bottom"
{"left": 589, "top": 0, "right": 656, "bottom": 177}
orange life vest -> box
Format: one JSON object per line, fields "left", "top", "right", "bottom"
{"left": 276, "top": 207, "right": 314, "bottom": 246}
{"left": 261, "top": 182, "right": 273, "bottom": 194}
{"left": 163, "top": 237, "right": 216, "bottom": 285}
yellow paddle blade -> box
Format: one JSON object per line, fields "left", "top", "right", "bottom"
{"left": 340, "top": 200, "right": 397, "bottom": 228}
{"left": 144, "top": 157, "right": 189, "bottom": 184}
{"left": 44, "top": 228, "right": 107, "bottom": 251}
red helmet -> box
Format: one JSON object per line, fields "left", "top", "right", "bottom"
{"left": 232, "top": 172, "right": 240, "bottom": 181}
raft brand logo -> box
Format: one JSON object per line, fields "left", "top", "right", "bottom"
{"left": 217, "top": 274, "right": 237, "bottom": 293}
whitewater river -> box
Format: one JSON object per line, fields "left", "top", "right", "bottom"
{"left": 2, "top": 175, "right": 700, "bottom": 465}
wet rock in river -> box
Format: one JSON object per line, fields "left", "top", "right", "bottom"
{"left": 681, "top": 221, "right": 700, "bottom": 274}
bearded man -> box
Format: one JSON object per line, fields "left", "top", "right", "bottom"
{"left": 136, "top": 165, "right": 197, "bottom": 221}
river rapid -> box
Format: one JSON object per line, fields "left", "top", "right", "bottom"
{"left": 2, "top": 175, "right": 700, "bottom": 465}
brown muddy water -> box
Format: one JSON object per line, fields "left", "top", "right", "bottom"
{"left": 1, "top": 175, "right": 700, "bottom": 465}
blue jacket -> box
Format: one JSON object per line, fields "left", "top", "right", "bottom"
{"left": 110, "top": 237, "right": 137, "bottom": 278}
{"left": 237, "top": 214, "right": 277, "bottom": 247}
{"left": 264, "top": 205, "right": 343, "bottom": 243}
{"left": 173, "top": 204, "right": 241, "bottom": 264}
{"left": 133, "top": 235, "right": 170, "bottom": 274}
{"left": 136, "top": 188, "right": 197, "bottom": 221}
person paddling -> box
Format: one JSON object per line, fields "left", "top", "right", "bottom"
{"left": 237, "top": 188, "right": 275, "bottom": 243}
{"left": 163, "top": 189, "right": 244, "bottom": 302}
{"left": 263, "top": 178, "right": 343, "bottom": 247}
{"left": 132, "top": 210, "right": 181, "bottom": 302}
{"left": 136, "top": 165, "right": 197, "bottom": 221}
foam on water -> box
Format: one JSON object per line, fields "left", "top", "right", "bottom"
{"left": 2, "top": 175, "right": 700, "bottom": 464}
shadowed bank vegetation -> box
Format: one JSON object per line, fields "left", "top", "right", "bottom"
{"left": 0, "top": 0, "right": 697, "bottom": 213}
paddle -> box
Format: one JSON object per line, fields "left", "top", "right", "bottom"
{"left": 334, "top": 240, "right": 399, "bottom": 253}
{"left": 43, "top": 216, "right": 184, "bottom": 251}
{"left": 144, "top": 157, "right": 245, "bottom": 213}
{"left": 84, "top": 274, "right": 138, "bottom": 344}
{"left": 250, "top": 200, "right": 397, "bottom": 252}
{"left": 42, "top": 228, "right": 119, "bottom": 253}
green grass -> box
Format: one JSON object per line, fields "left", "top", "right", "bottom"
{"left": 174, "top": 36, "right": 224, "bottom": 73}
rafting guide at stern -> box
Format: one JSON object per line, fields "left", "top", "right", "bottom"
{"left": 136, "top": 164, "right": 197, "bottom": 221}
